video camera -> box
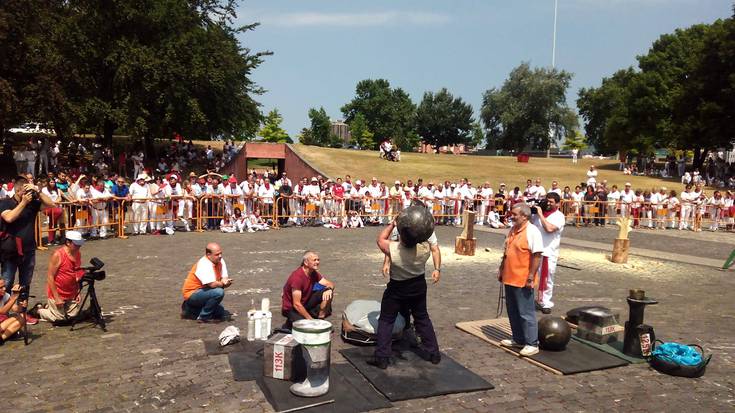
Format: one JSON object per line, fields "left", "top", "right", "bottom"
{"left": 530, "top": 199, "right": 549, "bottom": 215}
{"left": 81, "top": 257, "right": 106, "bottom": 283}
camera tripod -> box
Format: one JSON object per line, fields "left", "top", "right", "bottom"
{"left": 70, "top": 278, "right": 106, "bottom": 331}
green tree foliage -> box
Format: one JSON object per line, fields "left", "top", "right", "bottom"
{"left": 348, "top": 113, "right": 375, "bottom": 149}
{"left": 0, "top": 0, "right": 267, "bottom": 152}
{"left": 577, "top": 17, "right": 735, "bottom": 167}
{"left": 415, "top": 88, "right": 474, "bottom": 148}
{"left": 480, "top": 63, "right": 578, "bottom": 153}
{"left": 341, "top": 79, "right": 417, "bottom": 151}
{"left": 470, "top": 121, "right": 485, "bottom": 149}
{"left": 297, "top": 127, "right": 316, "bottom": 145}
{"left": 258, "top": 109, "right": 291, "bottom": 143}
{"left": 562, "top": 130, "right": 588, "bottom": 150}
{"left": 306, "top": 107, "right": 332, "bottom": 147}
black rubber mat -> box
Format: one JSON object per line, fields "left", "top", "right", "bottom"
{"left": 227, "top": 348, "right": 264, "bottom": 381}
{"left": 340, "top": 346, "right": 494, "bottom": 402}
{"left": 257, "top": 363, "right": 392, "bottom": 413}
{"left": 528, "top": 339, "right": 629, "bottom": 374}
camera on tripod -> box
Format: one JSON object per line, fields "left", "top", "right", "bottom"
{"left": 81, "top": 257, "right": 106, "bottom": 283}
{"left": 73, "top": 257, "right": 107, "bottom": 331}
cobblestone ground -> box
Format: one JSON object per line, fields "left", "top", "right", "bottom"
{"left": 3, "top": 226, "right": 734, "bottom": 412}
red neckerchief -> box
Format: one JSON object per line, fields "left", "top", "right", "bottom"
{"left": 543, "top": 207, "right": 557, "bottom": 218}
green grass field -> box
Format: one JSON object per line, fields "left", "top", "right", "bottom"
{"left": 292, "top": 144, "right": 687, "bottom": 191}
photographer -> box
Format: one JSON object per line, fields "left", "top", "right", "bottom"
{"left": 33, "top": 231, "right": 86, "bottom": 322}
{"left": 0, "top": 175, "right": 56, "bottom": 323}
{"left": 0, "top": 280, "right": 26, "bottom": 342}
{"left": 530, "top": 192, "right": 566, "bottom": 314}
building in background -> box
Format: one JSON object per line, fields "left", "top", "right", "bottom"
{"left": 330, "top": 120, "right": 351, "bottom": 146}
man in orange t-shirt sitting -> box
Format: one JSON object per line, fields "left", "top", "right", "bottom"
{"left": 181, "top": 243, "right": 232, "bottom": 323}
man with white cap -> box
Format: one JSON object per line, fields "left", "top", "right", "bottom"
{"left": 129, "top": 174, "right": 150, "bottom": 235}
{"left": 349, "top": 179, "right": 368, "bottom": 214}
{"left": 619, "top": 183, "right": 635, "bottom": 218}
{"left": 35, "top": 231, "right": 86, "bottom": 322}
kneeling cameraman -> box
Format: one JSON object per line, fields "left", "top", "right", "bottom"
{"left": 0, "top": 280, "right": 26, "bottom": 342}
{"left": 32, "top": 231, "right": 86, "bottom": 322}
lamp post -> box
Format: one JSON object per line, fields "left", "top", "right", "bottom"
{"left": 547, "top": 0, "right": 559, "bottom": 158}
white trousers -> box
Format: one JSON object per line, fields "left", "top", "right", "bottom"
{"left": 91, "top": 208, "right": 109, "bottom": 237}
{"left": 537, "top": 254, "right": 559, "bottom": 309}
{"left": 131, "top": 202, "right": 148, "bottom": 233}
{"left": 679, "top": 205, "right": 692, "bottom": 229}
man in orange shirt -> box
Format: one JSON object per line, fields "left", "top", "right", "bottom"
{"left": 498, "top": 203, "right": 543, "bottom": 356}
{"left": 181, "top": 243, "right": 232, "bottom": 323}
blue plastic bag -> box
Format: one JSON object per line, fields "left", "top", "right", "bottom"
{"left": 651, "top": 342, "right": 703, "bottom": 366}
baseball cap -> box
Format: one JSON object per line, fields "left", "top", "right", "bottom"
{"left": 625, "top": 182, "right": 631, "bottom": 186}
{"left": 311, "top": 177, "right": 318, "bottom": 182}
{"left": 394, "top": 180, "right": 400, "bottom": 184}
{"left": 65, "top": 230, "right": 85, "bottom": 246}
{"left": 228, "top": 176, "right": 237, "bottom": 183}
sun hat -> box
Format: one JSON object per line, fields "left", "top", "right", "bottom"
{"left": 65, "top": 230, "right": 85, "bottom": 246}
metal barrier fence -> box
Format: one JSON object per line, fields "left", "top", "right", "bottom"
{"left": 33, "top": 194, "right": 733, "bottom": 247}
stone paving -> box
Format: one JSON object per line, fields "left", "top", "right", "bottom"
{"left": 2, "top": 226, "right": 734, "bottom": 412}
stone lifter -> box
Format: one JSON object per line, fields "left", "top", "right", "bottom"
{"left": 368, "top": 206, "right": 441, "bottom": 369}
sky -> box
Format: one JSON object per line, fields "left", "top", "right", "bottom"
{"left": 234, "top": 0, "right": 731, "bottom": 138}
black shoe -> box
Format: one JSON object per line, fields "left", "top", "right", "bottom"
{"left": 366, "top": 356, "right": 390, "bottom": 369}
{"left": 534, "top": 302, "right": 542, "bottom": 312}
{"left": 415, "top": 347, "right": 441, "bottom": 364}
{"left": 540, "top": 307, "right": 552, "bottom": 315}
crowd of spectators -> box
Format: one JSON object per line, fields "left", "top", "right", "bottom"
{"left": 0, "top": 135, "right": 732, "bottom": 243}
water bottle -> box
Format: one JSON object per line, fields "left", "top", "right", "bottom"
{"left": 261, "top": 297, "right": 270, "bottom": 312}
{"left": 246, "top": 299, "right": 256, "bottom": 341}
{"left": 261, "top": 311, "right": 272, "bottom": 340}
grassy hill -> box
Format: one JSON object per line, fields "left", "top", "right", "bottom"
{"left": 291, "top": 144, "right": 686, "bottom": 191}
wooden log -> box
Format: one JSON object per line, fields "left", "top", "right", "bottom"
{"left": 455, "top": 237, "right": 476, "bottom": 256}
{"left": 611, "top": 238, "right": 630, "bottom": 263}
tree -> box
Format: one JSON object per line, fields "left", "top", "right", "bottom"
{"left": 297, "top": 127, "right": 316, "bottom": 145}
{"left": 470, "top": 122, "right": 485, "bottom": 149}
{"left": 307, "top": 107, "right": 332, "bottom": 147}
{"left": 480, "top": 63, "right": 578, "bottom": 153}
{"left": 348, "top": 113, "right": 374, "bottom": 149}
{"left": 562, "top": 130, "right": 588, "bottom": 150}
{"left": 415, "top": 88, "right": 474, "bottom": 148}
{"left": 258, "top": 109, "right": 291, "bottom": 143}
{"left": 577, "top": 20, "right": 732, "bottom": 165}
{"left": 341, "top": 79, "right": 417, "bottom": 151}
{"left": 0, "top": 0, "right": 268, "bottom": 154}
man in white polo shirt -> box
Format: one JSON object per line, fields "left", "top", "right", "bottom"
{"left": 531, "top": 192, "right": 565, "bottom": 314}
{"left": 181, "top": 243, "right": 233, "bottom": 323}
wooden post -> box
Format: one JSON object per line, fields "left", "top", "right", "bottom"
{"left": 455, "top": 210, "right": 476, "bottom": 256}
{"left": 611, "top": 217, "right": 631, "bottom": 263}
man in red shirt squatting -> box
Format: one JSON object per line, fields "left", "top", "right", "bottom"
{"left": 281, "top": 251, "right": 335, "bottom": 329}
{"left": 35, "top": 230, "right": 86, "bottom": 322}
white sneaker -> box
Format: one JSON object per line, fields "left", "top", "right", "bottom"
{"left": 500, "top": 339, "right": 521, "bottom": 348}
{"left": 520, "top": 345, "right": 539, "bottom": 356}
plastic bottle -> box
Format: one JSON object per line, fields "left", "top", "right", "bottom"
{"left": 261, "top": 297, "right": 270, "bottom": 312}
{"left": 261, "top": 311, "right": 272, "bottom": 340}
{"left": 253, "top": 311, "right": 264, "bottom": 340}
{"left": 246, "top": 299, "right": 256, "bottom": 341}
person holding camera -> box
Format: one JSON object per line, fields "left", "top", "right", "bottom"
{"left": 530, "top": 192, "right": 566, "bottom": 314}
{"left": 32, "top": 231, "right": 86, "bottom": 322}
{"left": 0, "top": 279, "right": 26, "bottom": 342}
{"left": 0, "top": 175, "right": 57, "bottom": 324}
{"left": 181, "top": 243, "right": 232, "bottom": 323}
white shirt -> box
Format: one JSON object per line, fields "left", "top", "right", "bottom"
{"left": 258, "top": 184, "right": 275, "bottom": 203}
{"left": 194, "top": 256, "right": 229, "bottom": 285}
{"left": 90, "top": 186, "right": 111, "bottom": 208}
{"left": 620, "top": 190, "right": 635, "bottom": 204}
{"left": 531, "top": 209, "right": 565, "bottom": 257}
{"left": 302, "top": 184, "right": 321, "bottom": 198}
{"left": 129, "top": 182, "right": 149, "bottom": 199}
{"left": 367, "top": 184, "right": 382, "bottom": 198}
